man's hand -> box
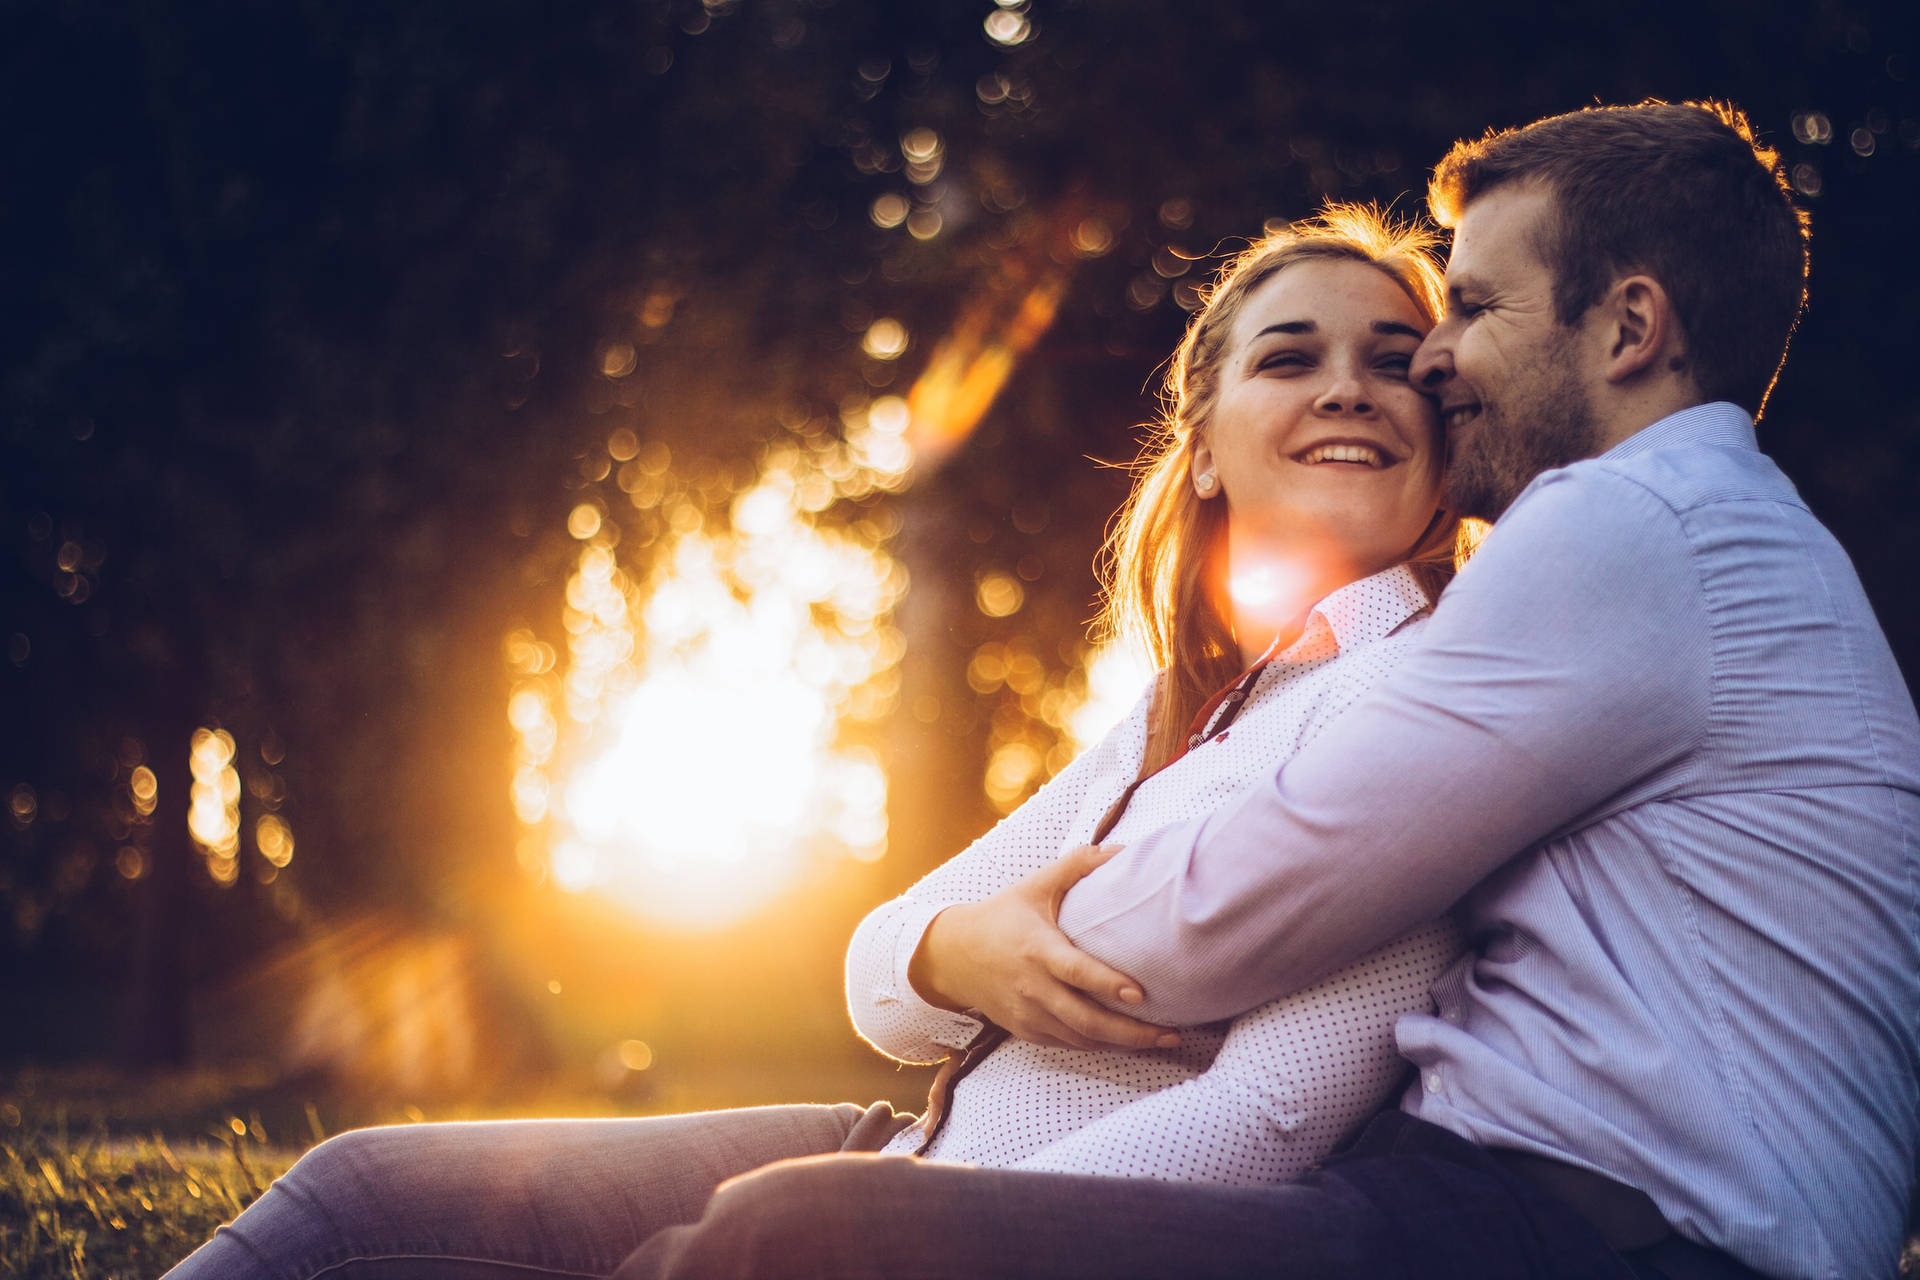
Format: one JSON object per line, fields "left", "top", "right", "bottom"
{"left": 906, "top": 844, "right": 1181, "bottom": 1052}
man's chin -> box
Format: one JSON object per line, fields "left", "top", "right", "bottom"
{"left": 1442, "top": 461, "right": 1510, "bottom": 524}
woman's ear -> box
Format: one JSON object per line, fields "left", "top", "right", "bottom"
{"left": 1598, "top": 274, "right": 1684, "bottom": 385}
{"left": 1189, "top": 438, "right": 1220, "bottom": 499}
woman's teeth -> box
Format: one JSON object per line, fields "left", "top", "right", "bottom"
{"left": 1298, "top": 443, "right": 1385, "bottom": 467}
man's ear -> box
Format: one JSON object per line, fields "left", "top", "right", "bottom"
{"left": 1597, "top": 274, "right": 1684, "bottom": 384}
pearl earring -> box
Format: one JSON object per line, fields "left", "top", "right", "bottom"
{"left": 1196, "top": 472, "right": 1218, "bottom": 496}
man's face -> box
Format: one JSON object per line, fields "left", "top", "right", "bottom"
{"left": 1410, "top": 184, "right": 1601, "bottom": 522}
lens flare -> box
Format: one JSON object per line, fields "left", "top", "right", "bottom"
{"left": 906, "top": 274, "right": 1066, "bottom": 469}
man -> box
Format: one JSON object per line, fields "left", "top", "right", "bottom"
{"left": 618, "top": 102, "right": 1920, "bottom": 1280}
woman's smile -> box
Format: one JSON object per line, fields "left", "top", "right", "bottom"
{"left": 1292, "top": 439, "right": 1402, "bottom": 467}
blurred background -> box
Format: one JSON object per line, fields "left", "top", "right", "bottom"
{"left": 3, "top": 0, "right": 1916, "bottom": 1137}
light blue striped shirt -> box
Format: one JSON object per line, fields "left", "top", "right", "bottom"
{"left": 1058, "top": 402, "right": 1920, "bottom": 1280}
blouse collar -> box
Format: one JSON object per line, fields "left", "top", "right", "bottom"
{"left": 1265, "top": 563, "right": 1432, "bottom": 665}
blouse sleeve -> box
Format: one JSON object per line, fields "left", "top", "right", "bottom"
{"left": 1008, "top": 916, "right": 1463, "bottom": 1182}
{"left": 844, "top": 682, "right": 1155, "bottom": 1065}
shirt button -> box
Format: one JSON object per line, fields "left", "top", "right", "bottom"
{"left": 1444, "top": 1008, "right": 1462, "bottom": 1025}
{"left": 1424, "top": 1071, "right": 1443, "bottom": 1094}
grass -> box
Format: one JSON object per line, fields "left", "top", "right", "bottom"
{"left": 1, "top": 1118, "right": 296, "bottom": 1279}
{"left": 0, "top": 1058, "right": 933, "bottom": 1278}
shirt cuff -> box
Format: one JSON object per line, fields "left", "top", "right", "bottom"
{"left": 885, "top": 897, "right": 985, "bottom": 1050}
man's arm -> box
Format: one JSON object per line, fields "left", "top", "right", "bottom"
{"left": 1009, "top": 917, "right": 1461, "bottom": 1182}
{"left": 1057, "top": 466, "right": 1713, "bottom": 1025}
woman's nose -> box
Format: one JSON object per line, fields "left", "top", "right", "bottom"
{"left": 1315, "top": 372, "right": 1373, "bottom": 415}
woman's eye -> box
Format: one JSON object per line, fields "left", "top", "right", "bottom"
{"left": 1376, "top": 354, "right": 1413, "bottom": 378}
{"left": 1257, "top": 351, "right": 1311, "bottom": 372}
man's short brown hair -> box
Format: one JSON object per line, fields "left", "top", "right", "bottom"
{"left": 1428, "top": 101, "right": 1810, "bottom": 418}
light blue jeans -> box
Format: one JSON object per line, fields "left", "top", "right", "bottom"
{"left": 161, "top": 1102, "right": 915, "bottom": 1280}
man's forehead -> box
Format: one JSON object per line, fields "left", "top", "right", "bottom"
{"left": 1446, "top": 183, "right": 1555, "bottom": 281}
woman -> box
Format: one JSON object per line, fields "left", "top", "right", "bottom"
{"left": 165, "top": 205, "right": 1465, "bottom": 1278}
{"left": 848, "top": 204, "right": 1462, "bottom": 1178}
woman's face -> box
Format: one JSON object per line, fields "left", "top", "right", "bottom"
{"left": 1192, "top": 257, "right": 1443, "bottom": 592}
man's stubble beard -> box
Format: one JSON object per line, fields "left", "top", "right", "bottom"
{"left": 1443, "top": 338, "right": 1601, "bottom": 523}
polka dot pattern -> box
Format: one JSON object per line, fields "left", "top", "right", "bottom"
{"left": 846, "top": 564, "right": 1465, "bottom": 1183}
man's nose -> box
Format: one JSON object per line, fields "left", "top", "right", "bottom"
{"left": 1410, "top": 326, "right": 1453, "bottom": 391}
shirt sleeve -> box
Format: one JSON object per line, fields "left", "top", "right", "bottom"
{"left": 1056, "top": 466, "right": 1714, "bottom": 1025}
{"left": 844, "top": 682, "right": 1154, "bottom": 1064}
{"left": 1009, "top": 917, "right": 1462, "bottom": 1182}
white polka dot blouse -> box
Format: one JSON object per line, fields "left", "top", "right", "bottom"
{"left": 845, "top": 563, "right": 1465, "bottom": 1184}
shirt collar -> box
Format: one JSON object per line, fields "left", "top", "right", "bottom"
{"left": 1600, "top": 401, "right": 1757, "bottom": 462}
{"left": 1267, "top": 563, "right": 1432, "bottom": 665}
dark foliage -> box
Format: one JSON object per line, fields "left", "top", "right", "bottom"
{"left": 1, "top": 0, "right": 1915, "bottom": 1062}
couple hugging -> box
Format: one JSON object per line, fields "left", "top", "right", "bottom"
{"left": 169, "top": 100, "right": 1918, "bottom": 1280}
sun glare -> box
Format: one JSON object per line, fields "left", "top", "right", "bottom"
{"left": 508, "top": 251, "right": 1082, "bottom": 928}
{"left": 508, "top": 417, "right": 910, "bottom": 928}
{"left": 1067, "top": 641, "right": 1156, "bottom": 751}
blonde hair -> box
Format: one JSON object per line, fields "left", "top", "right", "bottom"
{"left": 1097, "top": 204, "right": 1461, "bottom": 772}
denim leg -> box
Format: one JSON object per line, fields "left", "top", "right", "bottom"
{"left": 161, "top": 1104, "right": 887, "bottom": 1280}
{"left": 617, "top": 1154, "right": 1388, "bottom": 1280}
{"left": 614, "top": 1125, "right": 1648, "bottom": 1280}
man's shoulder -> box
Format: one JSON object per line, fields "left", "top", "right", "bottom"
{"left": 1492, "top": 459, "right": 1690, "bottom": 560}
{"left": 1531, "top": 403, "right": 1806, "bottom": 518}
{"left": 1494, "top": 435, "right": 1811, "bottom": 568}
{"left": 1459, "top": 435, "right": 1812, "bottom": 629}
{"left": 1587, "top": 436, "right": 1807, "bottom": 517}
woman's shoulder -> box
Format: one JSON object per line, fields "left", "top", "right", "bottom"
{"left": 1098, "top": 669, "right": 1161, "bottom": 755}
{"left": 1030, "top": 667, "right": 1157, "bottom": 792}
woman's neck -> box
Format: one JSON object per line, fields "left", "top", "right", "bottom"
{"left": 1225, "top": 551, "right": 1370, "bottom": 667}
{"left": 1222, "top": 511, "right": 1380, "bottom": 667}
{"left": 1231, "top": 610, "right": 1305, "bottom": 668}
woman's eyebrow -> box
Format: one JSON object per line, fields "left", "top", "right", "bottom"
{"left": 1252, "top": 320, "right": 1421, "bottom": 340}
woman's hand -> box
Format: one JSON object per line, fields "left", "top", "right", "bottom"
{"left": 907, "top": 844, "right": 1181, "bottom": 1052}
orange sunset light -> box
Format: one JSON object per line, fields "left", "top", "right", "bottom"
{"left": 501, "top": 221, "right": 1154, "bottom": 928}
